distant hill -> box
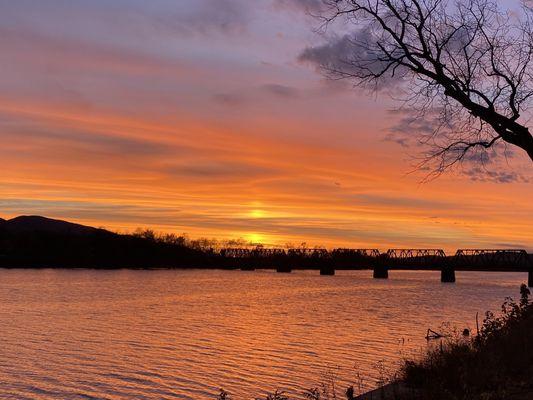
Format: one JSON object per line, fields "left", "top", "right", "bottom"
{"left": 0, "top": 215, "right": 211, "bottom": 268}
{"left": 1, "top": 215, "right": 106, "bottom": 235}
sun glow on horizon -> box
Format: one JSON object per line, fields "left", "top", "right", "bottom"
{"left": 249, "top": 209, "right": 266, "bottom": 218}
{"left": 246, "top": 233, "right": 265, "bottom": 244}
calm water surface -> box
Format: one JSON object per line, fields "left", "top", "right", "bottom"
{"left": 0, "top": 269, "right": 528, "bottom": 399}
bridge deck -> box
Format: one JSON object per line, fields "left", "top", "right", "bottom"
{"left": 218, "top": 248, "right": 531, "bottom": 268}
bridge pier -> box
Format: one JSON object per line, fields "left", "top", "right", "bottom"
{"left": 529, "top": 270, "right": 533, "bottom": 288}
{"left": 320, "top": 266, "right": 335, "bottom": 275}
{"left": 441, "top": 266, "right": 456, "bottom": 283}
{"left": 373, "top": 265, "right": 388, "bottom": 279}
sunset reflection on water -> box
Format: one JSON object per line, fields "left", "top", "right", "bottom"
{"left": 0, "top": 269, "right": 527, "bottom": 399}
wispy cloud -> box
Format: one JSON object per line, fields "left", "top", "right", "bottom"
{"left": 260, "top": 83, "right": 301, "bottom": 98}
{"left": 462, "top": 168, "right": 531, "bottom": 184}
{"left": 272, "top": 0, "right": 325, "bottom": 13}
{"left": 298, "top": 30, "right": 408, "bottom": 90}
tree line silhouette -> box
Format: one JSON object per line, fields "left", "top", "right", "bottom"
{"left": 1, "top": 216, "right": 531, "bottom": 269}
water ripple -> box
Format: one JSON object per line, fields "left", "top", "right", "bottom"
{"left": 0, "top": 269, "right": 526, "bottom": 399}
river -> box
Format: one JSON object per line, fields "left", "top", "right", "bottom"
{"left": 0, "top": 268, "right": 527, "bottom": 399}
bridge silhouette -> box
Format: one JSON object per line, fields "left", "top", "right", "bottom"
{"left": 218, "top": 248, "right": 533, "bottom": 286}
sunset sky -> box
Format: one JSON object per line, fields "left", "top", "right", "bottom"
{"left": 1, "top": 0, "right": 532, "bottom": 251}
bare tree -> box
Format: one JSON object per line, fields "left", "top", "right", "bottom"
{"left": 300, "top": 0, "right": 533, "bottom": 174}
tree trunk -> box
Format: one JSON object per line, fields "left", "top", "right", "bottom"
{"left": 504, "top": 128, "right": 533, "bottom": 162}
{"left": 524, "top": 134, "right": 533, "bottom": 162}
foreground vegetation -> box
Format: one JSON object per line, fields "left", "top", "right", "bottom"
{"left": 398, "top": 284, "right": 533, "bottom": 400}
{"left": 219, "top": 284, "right": 533, "bottom": 400}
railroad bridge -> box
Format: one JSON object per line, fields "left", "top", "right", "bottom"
{"left": 218, "top": 247, "right": 533, "bottom": 286}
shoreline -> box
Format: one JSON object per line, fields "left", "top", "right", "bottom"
{"left": 352, "top": 284, "right": 533, "bottom": 400}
